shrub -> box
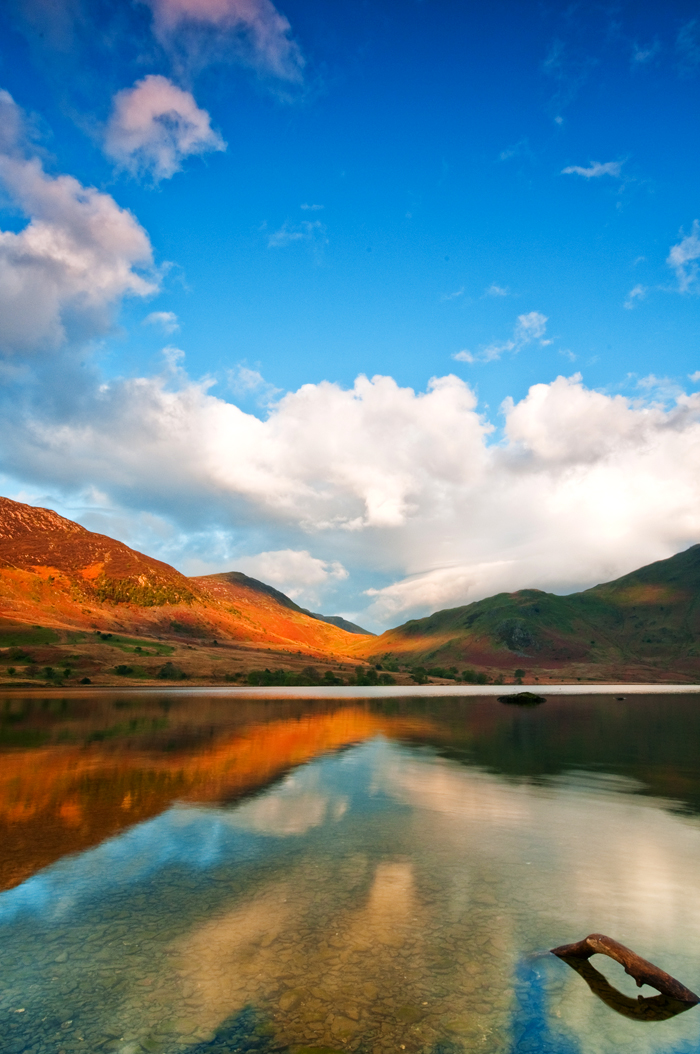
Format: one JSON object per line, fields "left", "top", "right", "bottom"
{"left": 156, "top": 662, "right": 188, "bottom": 680}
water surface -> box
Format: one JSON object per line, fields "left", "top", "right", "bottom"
{"left": 2, "top": 689, "right": 700, "bottom": 1054}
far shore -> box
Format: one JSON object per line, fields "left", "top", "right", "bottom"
{"left": 1, "top": 682, "right": 699, "bottom": 697}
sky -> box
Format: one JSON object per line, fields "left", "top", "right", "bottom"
{"left": 0, "top": 0, "right": 700, "bottom": 630}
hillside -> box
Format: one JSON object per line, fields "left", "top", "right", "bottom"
{"left": 352, "top": 545, "right": 700, "bottom": 681}
{"left": 0, "top": 497, "right": 371, "bottom": 679}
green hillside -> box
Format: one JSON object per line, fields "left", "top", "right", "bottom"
{"left": 359, "top": 544, "right": 700, "bottom": 677}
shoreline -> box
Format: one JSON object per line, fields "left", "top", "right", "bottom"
{"left": 1, "top": 682, "right": 699, "bottom": 698}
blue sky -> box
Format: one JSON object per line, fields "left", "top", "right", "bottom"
{"left": 1, "top": 0, "right": 700, "bottom": 629}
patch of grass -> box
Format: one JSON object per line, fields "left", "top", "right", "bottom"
{"left": 0, "top": 625, "right": 59, "bottom": 647}
{"left": 94, "top": 631, "right": 173, "bottom": 656}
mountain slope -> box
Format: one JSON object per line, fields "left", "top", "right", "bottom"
{"left": 352, "top": 544, "right": 700, "bottom": 676}
{"left": 201, "top": 571, "right": 374, "bottom": 635}
{"left": 0, "top": 497, "right": 369, "bottom": 657}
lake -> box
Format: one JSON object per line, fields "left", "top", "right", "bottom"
{"left": 2, "top": 687, "right": 700, "bottom": 1054}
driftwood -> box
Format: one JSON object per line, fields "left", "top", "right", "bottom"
{"left": 551, "top": 933, "right": 699, "bottom": 1006}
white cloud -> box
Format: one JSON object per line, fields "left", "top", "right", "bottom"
{"left": 562, "top": 161, "right": 622, "bottom": 179}
{"left": 144, "top": 310, "right": 180, "bottom": 333}
{"left": 236, "top": 549, "right": 348, "bottom": 603}
{"left": 6, "top": 364, "right": 700, "bottom": 629}
{"left": 0, "top": 91, "right": 156, "bottom": 357}
{"left": 667, "top": 220, "right": 700, "bottom": 293}
{"left": 485, "top": 283, "right": 509, "bottom": 297}
{"left": 441, "top": 287, "right": 464, "bottom": 301}
{"left": 690, "top": 371, "right": 700, "bottom": 383}
{"left": 300, "top": 203, "right": 323, "bottom": 211}
{"left": 268, "top": 219, "right": 327, "bottom": 249}
{"left": 454, "top": 311, "right": 549, "bottom": 364}
{"left": 144, "top": 0, "right": 305, "bottom": 83}
{"left": 624, "top": 284, "right": 647, "bottom": 309}
{"left": 104, "top": 75, "right": 226, "bottom": 182}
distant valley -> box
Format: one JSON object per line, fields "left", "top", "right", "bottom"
{"left": 0, "top": 496, "right": 699, "bottom": 687}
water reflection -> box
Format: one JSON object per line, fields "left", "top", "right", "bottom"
{"left": 560, "top": 957, "right": 696, "bottom": 1021}
{"left": 1, "top": 693, "right": 700, "bottom": 1054}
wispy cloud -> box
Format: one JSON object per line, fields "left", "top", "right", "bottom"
{"left": 268, "top": 219, "right": 327, "bottom": 250}
{"left": 677, "top": 19, "right": 700, "bottom": 78}
{"left": 454, "top": 311, "right": 549, "bottom": 364}
{"left": 562, "top": 160, "right": 622, "bottom": 179}
{"left": 624, "top": 284, "right": 647, "bottom": 309}
{"left": 667, "top": 220, "right": 700, "bottom": 292}
{"left": 228, "top": 364, "right": 281, "bottom": 405}
{"left": 144, "top": 311, "right": 180, "bottom": 333}
{"left": 143, "top": 0, "right": 305, "bottom": 83}
{"left": 484, "top": 284, "right": 509, "bottom": 297}
{"left": 441, "top": 287, "right": 464, "bottom": 302}
{"left": 632, "top": 40, "right": 660, "bottom": 65}
{"left": 499, "top": 139, "right": 529, "bottom": 162}
{"left": 300, "top": 203, "right": 324, "bottom": 211}
{"left": 104, "top": 75, "right": 226, "bottom": 183}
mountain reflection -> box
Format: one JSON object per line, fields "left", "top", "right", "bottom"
{"left": 5, "top": 689, "right": 700, "bottom": 893}
{"left": 0, "top": 695, "right": 434, "bottom": 890}
{"left": 2, "top": 724, "right": 700, "bottom": 1054}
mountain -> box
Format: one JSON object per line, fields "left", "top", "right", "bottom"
{"left": 199, "top": 571, "right": 374, "bottom": 634}
{"left": 353, "top": 544, "right": 700, "bottom": 680}
{"left": 303, "top": 612, "right": 374, "bottom": 635}
{"left": 0, "top": 497, "right": 370, "bottom": 660}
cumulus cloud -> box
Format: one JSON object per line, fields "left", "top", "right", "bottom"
{"left": 144, "top": 310, "right": 180, "bottom": 333}
{"left": 0, "top": 91, "right": 155, "bottom": 357}
{"left": 667, "top": 220, "right": 700, "bottom": 292}
{"left": 562, "top": 161, "right": 622, "bottom": 179}
{"left": 454, "top": 311, "right": 549, "bottom": 364}
{"left": 143, "top": 0, "right": 305, "bottom": 82}
{"left": 236, "top": 549, "right": 348, "bottom": 603}
{"left": 104, "top": 75, "right": 226, "bottom": 182}
{"left": 5, "top": 361, "right": 700, "bottom": 628}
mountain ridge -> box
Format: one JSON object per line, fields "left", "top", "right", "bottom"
{"left": 351, "top": 543, "right": 700, "bottom": 678}
{"left": 0, "top": 496, "right": 370, "bottom": 660}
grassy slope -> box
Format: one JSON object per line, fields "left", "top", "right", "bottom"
{"left": 0, "top": 497, "right": 371, "bottom": 675}
{"left": 352, "top": 544, "right": 700, "bottom": 679}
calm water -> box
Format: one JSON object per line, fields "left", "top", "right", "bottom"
{"left": 2, "top": 689, "right": 700, "bottom": 1054}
